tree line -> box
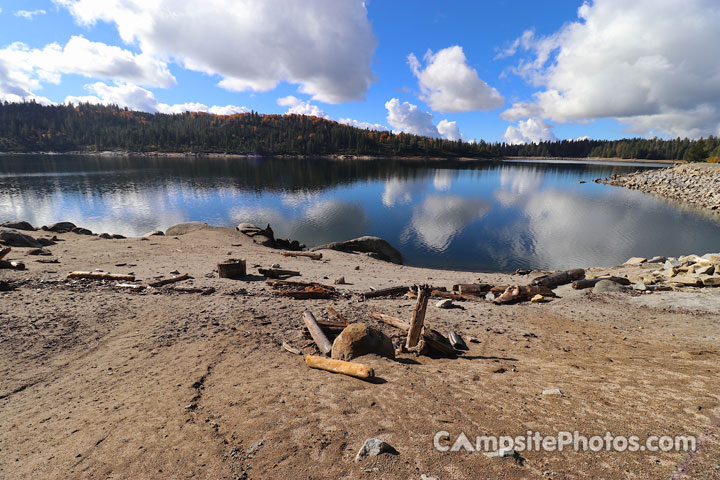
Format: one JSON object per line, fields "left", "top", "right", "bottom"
{"left": 1, "top": 101, "right": 718, "bottom": 161}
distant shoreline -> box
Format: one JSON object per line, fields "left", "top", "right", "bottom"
{"left": 0, "top": 150, "right": 684, "bottom": 164}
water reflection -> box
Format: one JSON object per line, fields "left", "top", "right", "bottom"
{"left": 1, "top": 154, "right": 719, "bottom": 271}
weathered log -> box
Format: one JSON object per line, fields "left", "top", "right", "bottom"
{"left": 452, "top": 283, "right": 492, "bottom": 296}
{"left": 572, "top": 277, "right": 631, "bottom": 290}
{"left": 431, "top": 290, "right": 484, "bottom": 302}
{"left": 326, "top": 306, "right": 349, "bottom": 325}
{"left": 0, "top": 259, "right": 25, "bottom": 270}
{"left": 275, "top": 290, "right": 335, "bottom": 300}
{"left": 372, "top": 312, "right": 455, "bottom": 356}
{"left": 282, "top": 342, "right": 302, "bottom": 355}
{"left": 448, "top": 331, "right": 469, "bottom": 350}
{"left": 217, "top": 259, "right": 246, "bottom": 278}
{"left": 169, "top": 286, "right": 216, "bottom": 295}
{"left": 531, "top": 269, "right": 585, "bottom": 288}
{"left": 281, "top": 251, "right": 322, "bottom": 260}
{"left": 362, "top": 286, "right": 410, "bottom": 299}
{"left": 149, "top": 273, "right": 190, "bottom": 287}
{"left": 0, "top": 246, "right": 11, "bottom": 260}
{"left": 259, "top": 268, "right": 300, "bottom": 278}
{"left": 303, "top": 311, "right": 332, "bottom": 354}
{"left": 116, "top": 283, "right": 146, "bottom": 291}
{"left": 66, "top": 271, "right": 134, "bottom": 281}
{"left": 493, "top": 285, "right": 557, "bottom": 305}
{"left": 304, "top": 355, "right": 374, "bottom": 380}
{"left": 406, "top": 287, "right": 429, "bottom": 349}
{"left": 266, "top": 279, "right": 335, "bottom": 291}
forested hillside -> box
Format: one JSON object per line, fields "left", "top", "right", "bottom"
{"left": 0, "top": 102, "right": 496, "bottom": 158}
{"left": 1, "top": 101, "right": 718, "bottom": 161}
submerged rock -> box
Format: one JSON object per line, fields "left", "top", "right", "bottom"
{"left": 313, "top": 236, "right": 403, "bottom": 264}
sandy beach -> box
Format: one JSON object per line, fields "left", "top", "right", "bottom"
{"left": 1, "top": 223, "right": 719, "bottom": 479}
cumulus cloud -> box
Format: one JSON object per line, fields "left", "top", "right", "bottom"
{"left": 54, "top": 0, "right": 377, "bottom": 103}
{"left": 504, "top": 118, "right": 557, "bottom": 144}
{"left": 408, "top": 45, "right": 504, "bottom": 113}
{"left": 64, "top": 82, "right": 248, "bottom": 116}
{"left": 0, "top": 35, "right": 175, "bottom": 102}
{"left": 15, "top": 9, "right": 46, "bottom": 20}
{"left": 505, "top": 0, "right": 720, "bottom": 138}
{"left": 338, "top": 118, "right": 388, "bottom": 132}
{"left": 385, "top": 98, "right": 463, "bottom": 140}
{"left": 277, "top": 95, "right": 329, "bottom": 119}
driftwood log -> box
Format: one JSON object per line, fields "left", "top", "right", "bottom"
{"left": 218, "top": 259, "right": 246, "bottom": 278}
{"left": 531, "top": 269, "right": 585, "bottom": 288}
{"left": 371, "top": 312, "right": 456, "bottom": 357}
{"left": 452, "top": 283, "right": 492, "bottom": 296}
{"left": 493, "top": 285, "right": 557, "bottom": 305}
{"left": 0, "top": 246, "right": 11, "bottom": 260}
{"left": 266, "top": 279, "right": 335, "bottom": 291}
{"left": 431, "top": 290, "right": 484, "bottom": 302}
{"left": 66, "top": 271, "right": 135, "bottom": 281}
{"left": 282, "top": 342, "right": 302, "bottom": 355}
{"left": 0, "top": 259, "right": 25, "bottom": 270}
{"left": 406, "top": 287, "right": 429, "bottom": 349}
{"left": 259, "top": 268, "right": 300, "bottom": 279}
{"left": 326, "top": 306, "right": 349, "bottom": 325}
{"left": 304, "top": 355, "right": 374, "bottom": 380}
{"left": 149, "top": 273, "right": 191, "bottom": 287}
{"left": 362, "top": 286, "right": 410, "bottom": 299}
{"left": 303, "top": 311, "right": 332, "bottom": 354}
{"left": 281, "top": 251, "right": 322, "bottom": 260}
{"left": 572, "top": 277, "right": 631, "bottom": 289}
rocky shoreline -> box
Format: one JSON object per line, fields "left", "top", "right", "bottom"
{"left": 601, "top": 163, "right": 720, "bottom": 212}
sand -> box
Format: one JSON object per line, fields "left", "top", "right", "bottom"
{"left": 1, "top": 226, "right": 719, "bottom": 479}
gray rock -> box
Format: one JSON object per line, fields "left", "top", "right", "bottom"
{"left": 647, "top": 256, "right": 668, "bottom": 264}
{"left": 72, "top": 227, "right": 94, "bottom": 235}
{"left": 45, "top": 221, "right": 76, "bottom": 233}
{"left": 334, "top": 276, "right": 346, "bottom": 285}
{"left": 665, "top": 258, "right": 682, "bottom": 269}
{"left": 165, "top": 222, "right": 211, "bottom": 236}
{"left": 236, "top": 223, "right": 261, "bottom": 235}
{"left": 99, "top": 233, "right": 113, "bottom": 239}
{"left": 37, "top": 237, "right": 56, "bottom": 246}
{"left": 28, "top": 248, "right": 52, "bottom": 256}
{"left": 633, "top": 282, "right": 647, "bottom": 291}
{"left": 592, "top": 279, "right": 624, "bottom": 294}
{"left": 111, "top": 234, "right": 126, "bottom": 239}
{"left": 313, "top": 236, "right": 402, "bottom": 265}
{"left": 542, "top": 388, "right": 563, "bottom": 396}
{"left": 252, "top": 234, "right": 275, "bottom": 247}
{"left": 1, "top": 220, "right": 35, "bottom": 231}
{"left": 435, "top": 299, "right": 453, "bottom": 309}
{"left": 355, "top": 438, "right": 398, "bottom": 462}
{"left": 142, "top": 230, "right": 165, "bottom": 238}
{"left": 0, "top": 229, "right": 42, "bottom": 248}
{"left": 331, "top": 323, "right": 395, "bottom": 361}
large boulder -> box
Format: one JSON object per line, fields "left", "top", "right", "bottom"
{"left": 0, "top": 229, "right": 42, "bottom": 248}
{"left": 44, "top": 222, "right": 76, "bottom": 233}
{"left": 331, "top": 323, "right": 395, "bottom": 361}
{"left": 165, "top": 222, "right": 211, "bottom": 236}
{"left": 1, "top": 220, "right": 35, "bottom": 231}
{"left": 313, "top": 236, "right": 403, "bottom": 264}
{"left": 592, "top": 279, "right": 624, "bottom": 294}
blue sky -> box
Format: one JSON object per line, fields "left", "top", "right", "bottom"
{"left": 1, "top": 0, "right": 718, "bottom": 143}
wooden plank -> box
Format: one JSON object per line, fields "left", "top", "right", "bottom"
{"left": 302, "top": 311, "right": 332, "bottom": 355}
{"left": 281, "top": 251, "right": 322, "bottom": 260}
{"left": 304, "top": 355, "right": 374, "bottom": 380}
{"left": 259, "top": 268, "right": 300, "bottom": 278}
{"left": 149, "top": 273, "right": 190, "bottom": 287}
{"left": 218, "top": 259, "right": 246, "bottom": 278}
{"left": 66, "top": 271, "right": 134, "bottom": 281}
{"left": 362, "top": 286, "right": 410, "bottom": 299}
{"left": 371, "top": 312, "right": 410, "bottom": 330}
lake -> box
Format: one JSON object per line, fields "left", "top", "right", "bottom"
{"left": 2, "top": 154, "right": 719, "bottom": 272}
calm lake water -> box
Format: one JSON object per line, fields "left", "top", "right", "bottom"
{"left": 2, "top": 154, "right": 720, "bottom": 272}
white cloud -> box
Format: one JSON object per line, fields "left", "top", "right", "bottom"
{"left": 408, "top": 45, "right": 504, "bottom": 113}
{"left": 15, "top": 9, "right": 46, "bottom": 20}
{"left": 276, "top": 95, "right": 329, "bottom": 119}
{"left": 0, "top": 35, "right": 175, "bottom": 103}
{"left": 385, "top": 98, "right": 463, "bottom": 140}
{"left": 54, "top": 0, "right": 377, "bottom": 104}
{"left": 505, "top": 0, "right": 720, "bottom": 138}
{"left": 504, "top": 118, "right": 557, "bottom": 144}
{"left": 338, "top": 118, "right": 388, "bottom": 132}
{"left": 436, "top": 120, "right": 462, "bottom": 141}
{"left": 64, "top": 82, "right": 248, "bottom": 116}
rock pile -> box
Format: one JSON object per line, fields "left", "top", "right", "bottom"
{"left": 623, "top": 253, "right": 720, "bottom": 288}
{"left": 601, "top": 163, "right": 720, "bottom": 212}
